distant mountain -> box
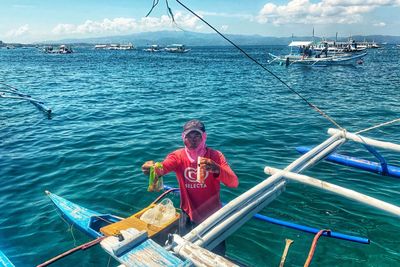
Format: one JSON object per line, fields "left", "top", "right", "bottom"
{"left": 38, "top": 31, "right": 400, "bottom": 46}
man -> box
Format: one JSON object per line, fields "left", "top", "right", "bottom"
{"left": 142, "top": 119, "right": 238, "bottom": 253}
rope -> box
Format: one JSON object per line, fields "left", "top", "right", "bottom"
{"left": 304, "top": 229, "right": 331, "bottom": 267}
{"left": 355, "top": 118, "right": 400, "bottom": 134}
{"left": 166, "top": 0, "right": 343, "bottom": 129}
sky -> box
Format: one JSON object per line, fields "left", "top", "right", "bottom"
{"left": 1, "top": 0, "right": 399, "bottom": 43}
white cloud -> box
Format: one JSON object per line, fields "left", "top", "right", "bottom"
{"left": 257, "top": 0, "right": 400, "bottom": 25}
{"left": 198, "top": 11, "right": 254, "bottom": 20}
{"left": 373, "top": 21, "right": 386, "bottom": 26}
{"left": 51, "top": 12, "right": 202, "bottom": 36}
{"left": 221, "top": 25, "right": 229, "bottom": 31}
{"left": 6, "top": 24, "right": 30, "bottom": 37}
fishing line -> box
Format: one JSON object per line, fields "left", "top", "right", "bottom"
{"left": 146, "top": 1, "right": 343, "bottom": 130}
{"left": 355, "top": 118, "right": 400, "bottom": 134}
{"left": 51, "top": 206, "right": 78, "bottom": 245}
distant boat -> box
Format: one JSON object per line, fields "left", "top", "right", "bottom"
{"left": 268, "top": 41, "right": 367, "bottom": 66}
{"left": 94, "top": 44, "right": 108, "bottom": 49}
{"left": 313, "top": 41, "right": 366, "bottom": 54}
{"left": 143, "top": 44, "right": 162, "bottom": 52}
{"left": 94, "top": 43, "right": 134, "bottom": 50}
{"left": 164, "top": 44, "right": 190, "bottom": 53}
{"left": 59, "top": 45, "right": 73, "bottom": 54}
{"left": 108, "top": 43, "right": 134, "bottom": 50}
{"left": 43, "top": 45, "right": 73, "bottom": 54}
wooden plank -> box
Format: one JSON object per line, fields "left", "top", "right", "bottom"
{"left": 107, "top": 239, "right": 190, "bottom": 267}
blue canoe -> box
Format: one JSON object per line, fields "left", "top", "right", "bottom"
{"left": 0, "top": 250, "right": 14, "bottom": 267}
{"left": 296, "top": 146, "right": 400, "bottom": 179}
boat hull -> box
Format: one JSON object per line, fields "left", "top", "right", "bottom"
{"left": 268, "top": 52, "right": 367, "bottom": 66}
{"left": 46, "top": 191, "right": 121, "bottom": 238}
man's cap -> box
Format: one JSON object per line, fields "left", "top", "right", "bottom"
{"left": 183, "top": 119, "right": 205, "bottom": 136}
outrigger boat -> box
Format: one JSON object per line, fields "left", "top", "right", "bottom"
{"left": 165, "top": 44, "right": 190, "bottom": 53}
{"left": 0, "top": 250, "right": 14, "bottom": 267}
{"left": 43, "top": 45, "right": 73, "bottom": 54}
{"left": 268, "top": 41, "right": 367, "bottom": 66}
{"left": 42, "top": 127, "right": 400, "bottom": 266}
{"left": 143, "top": 45, "right": 162, "bottom": 52}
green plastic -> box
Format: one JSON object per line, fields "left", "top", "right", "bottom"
{"left": 148, "top": 162, "right": 163, "bottom": 192}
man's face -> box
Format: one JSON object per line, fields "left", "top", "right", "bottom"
{"left": 184, "top": 131, "right": 202, "bottom": 149}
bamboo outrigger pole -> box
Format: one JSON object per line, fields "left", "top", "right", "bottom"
{"left": 328, "top": 128, "right": 400, "bottom": 152}
{"left": 265, "top": 167, "right": 400, "bottom": 217}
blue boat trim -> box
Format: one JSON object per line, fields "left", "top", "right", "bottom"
{"left": 296, "top": 146, "right": 400, "bottom": 179}
{"left": 46, "top": 191, "right": 121, "bottom": 238}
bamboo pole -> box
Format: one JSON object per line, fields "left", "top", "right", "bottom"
{"left": 279, "top": 239, "right": 294, "bottom": 267}
{"left": 265, "top": 167, "right": 400, "bottom": 217}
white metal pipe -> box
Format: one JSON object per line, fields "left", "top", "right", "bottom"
{"left": 184, "top": 172, "right": 286, "bottom": 243}
{"left": 265, "top": 167, "right": 400, "bottom": 218}
{"left": 194, "top": 179, "right": 286, "bottom": 249}
{"left": 328, "top": 128, "right": 400, "bottom": 152}
{"left": 286, "top": 132, "right": 344, "bottom": 173}
{"left": 296, "top": 138, "right": 346, "bottom": 173}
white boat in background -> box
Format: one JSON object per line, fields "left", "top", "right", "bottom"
{"left": 59, "top": 45, "right": 73, "bottom": 54}
{"left": 94, "top": 44, "right": 108, "bottom": 49}
{"left": 108, "top": 43, "right": 135, "bottom": 50}
{"left": 95, "top": 43, "right": 135, "bottom": 50}
{"left": 143, "top": 44, "right": 162, "bottom": 52}
{"left": 164, "top": 44, "right": 190, "bottom": 53}
{"left": 268, "top": 41, "right": 367, "bottom": 66}
{"left": 313, "top": 41, "right": 366, "bottom": 54}
{"left": 43, "top": 45, "right": 73, "bottom": 54}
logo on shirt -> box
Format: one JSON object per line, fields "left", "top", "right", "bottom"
{"left": 184, "top": 167, "right": 209, "bottom": 183}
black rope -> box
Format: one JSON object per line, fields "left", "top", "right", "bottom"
{"left": 145, "top": 0, "right": 160, "bottom": 17}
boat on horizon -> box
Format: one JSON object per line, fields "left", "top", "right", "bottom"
{"left": 143, "top": 44, "right": 162, "bottom": 52}
{"left": 268, "top": 41, "right": 367, "bottom": 66}
{"left": 108, "top": 43, "right": 134, "bottom": 50}
{"left": 94, "top": 43, "right": 135, "bottom": 50}
{"left": 43, "top": 45, "right": 73, "bottom": 54}
{"left": 164, "top": 44, "right": 190, "bottom": 53}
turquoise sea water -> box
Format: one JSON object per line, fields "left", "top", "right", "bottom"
{"left": 1, "top": 46, "right": 399, "bottom": 266}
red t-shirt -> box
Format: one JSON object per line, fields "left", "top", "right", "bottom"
{"left": 161, "top": 147, "right": 238, "bottom": 223}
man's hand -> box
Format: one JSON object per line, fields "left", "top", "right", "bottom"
{"left": 141, "top": 160, "right": 154, "bottom": 175}
{"left": 199, "top": 157, "right": 220, "bottom": 175}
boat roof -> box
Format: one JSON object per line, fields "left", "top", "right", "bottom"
{"left": 288, "top": 41, "right": 313, "bottom": 47}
